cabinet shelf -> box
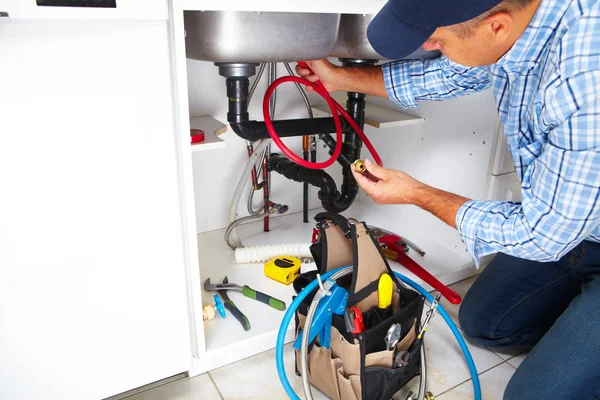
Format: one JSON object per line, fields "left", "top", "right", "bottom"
{"left": 195, "top": 202, "right": 476, "bottom": 372}
{"left": 190, "top": 117, "right": 227, "bottom": 152}
{"left": 311, "top": 94, "right": 425, "bottom": 129}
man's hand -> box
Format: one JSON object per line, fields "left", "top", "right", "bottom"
{"left": 351, "top": 159, "right": 471, "bottom": 228}
{"left": 351, "top": 159, "right": 423, "bottom": 205}
{"left": 295, "top": 60, "right": 389, "bottom": 98}
{"left": 295, "top": 59, "right": 341, "bottom": 92}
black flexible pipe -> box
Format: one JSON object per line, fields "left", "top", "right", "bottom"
{"left": 269, "top": 153, "right": 355, "bottom": 213}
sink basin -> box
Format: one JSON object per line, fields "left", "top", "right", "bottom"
{"left": 184, "top": 11, "right": 340, "bottom": 63}
{"left": 331, "top": 14, "right": 440, "bottom": 60}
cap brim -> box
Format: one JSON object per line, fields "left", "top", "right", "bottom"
{"left": 367, "top": 3, "right": 436, "bottom": 60}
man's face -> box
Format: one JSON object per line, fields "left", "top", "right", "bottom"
{"left": 422, "top": 26, "right": 504, "bottom": 67}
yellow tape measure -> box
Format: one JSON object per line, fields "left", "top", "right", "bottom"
{"left": 264, "top": 256, "right": 302, "bottom": 285}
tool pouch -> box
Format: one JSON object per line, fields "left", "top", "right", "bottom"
{"left": 295, "top": 212, "right": 425, "bottom": 400}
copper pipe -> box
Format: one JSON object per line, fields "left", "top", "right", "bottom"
{"left": 246, "top": 141, "right": 260, "bottom": 190}
{"left": 302, "top": 135, "right": 310, "bottom": 151}
{"left": 262, "top": 152, "right": 270, "bottom": 232}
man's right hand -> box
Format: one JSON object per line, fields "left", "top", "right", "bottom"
{"left": 295, "top": 59, "right": 341, "bottom": 92}
{"left": 295, "top": 59, "right": 388, "bottom": 99}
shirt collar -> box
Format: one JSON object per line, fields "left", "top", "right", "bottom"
{"left": 496, "top": 0, "right": 571, "bottom": 72}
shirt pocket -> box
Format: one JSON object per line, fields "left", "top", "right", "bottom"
{"left": 517, "top": 139, "right": 544, "bottom": 167}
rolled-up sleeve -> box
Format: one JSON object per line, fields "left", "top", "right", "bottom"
{"left": 382, "top": 56, "right": 491, "bottom": 109}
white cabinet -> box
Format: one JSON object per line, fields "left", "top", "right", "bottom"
{"left": 0, "top": 16, "right": 191, "bottom": 400}
{"left": 182, "top": 0, "right": 386, "bottom": 14}
{"left": 0, "top": 0, "right": 167, "bottom": 20}
{"left": 488, "top": 173, "right": 522, "bottom": 202}
{"left": 487, "top": 125, "right": 521, "bottom": 202}
{"left": 489, "top": 127, "right": 515, "bottom": 175}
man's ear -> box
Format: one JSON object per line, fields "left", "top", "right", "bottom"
{"left": 485, "top": 11, "right": 512, "bottom": 42}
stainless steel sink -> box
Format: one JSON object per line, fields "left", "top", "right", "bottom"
{"left": 184, "top": 11, "right": 340, "bottom": 63}
{"left": 331, "top": 14, "right": 440, "bottom": 60}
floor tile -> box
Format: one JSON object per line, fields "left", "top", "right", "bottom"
{"left": 209, "top": 343, "right": 328, "bottom": 400}
{"left": 411, "top": 317, "right": 504, "bottom": 396}
{"left": 124, "top": 373, "right": 222, "bottom": 400}
{"left": 431, "top": 276, "right": 478, "bottom": 328}
{"left": 485, "top": 346, "right": 531, "bottom": 362}
{"left": 436, "top": 362, "right": 515, "bottom": 400}
{"left": 507, "top": 350, "right": 529, "bottom": 369}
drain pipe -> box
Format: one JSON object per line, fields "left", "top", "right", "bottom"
{"left": 336, "top": 91, "right": 367, "bottom": 209}
{"left": 218, "top": 61, "right": 370, "bottom": 214}
{"left": 334, "top": 59, "right": 377, "bottom": 210}
{"left": 217, "top": 63, "right": 349, "bottom": 141}
{"left": 268, "top": 153, "right": 342, "bottom": 211}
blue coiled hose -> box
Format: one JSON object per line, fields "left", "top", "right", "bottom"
{"left": 275, "top": 267, "right": 482, "bottom": 400}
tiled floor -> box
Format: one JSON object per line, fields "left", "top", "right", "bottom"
{"left": 125, "top": 276, "right": 530, "bottom": 400}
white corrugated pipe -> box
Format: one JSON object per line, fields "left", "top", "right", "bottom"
{"left": 235, "top": 243, "right": 313, "bottom": 264}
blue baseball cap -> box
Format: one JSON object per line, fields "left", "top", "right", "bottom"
{"left": 367, "top": 0, "right": 505, "bottom": 59}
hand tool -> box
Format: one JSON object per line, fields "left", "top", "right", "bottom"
{"left": 385, "top": 323, "right": 402, "bottom": 351}
{"left": 343, "top": 306, "right": 365, "bottom": 334}
{"left": 203, "top": 277, "right": 287, "bottom": 311}
{"left": 393, "top": 350, "right": 410, "bottom": 368}
{"left": 405, "top": 391, "right": 418, "bottom": 400}
{"left": 201, "top": 294, "right": 227, "bottom": 321}
{"left": 378, "top": 273, "right": 393, "bottom": 309}
{"left": 293, "top": 279, "right": 348, "bottom": 350}
{"left": 204, "top": 277, "right": 251, "bottom": 331}
{"left": 376, "top": 233, "right": 462, "bottom": 305}
{"left": 213, "top": 294, "right": 226, "bottom": 318}
{"left": 368, "top": 225, "right": 426, "bottom": 256}
{"left": 418, "top": 294, "right": 441, "bottom": 340}
{"left": 264, "top": 256, "right": 301, "bottom": 285}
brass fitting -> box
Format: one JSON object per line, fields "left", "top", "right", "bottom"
{"left": 353, "top": 159, "right": 366, "bottom": 174}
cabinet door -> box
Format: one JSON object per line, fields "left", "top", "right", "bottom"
{"left": 0, "top": 19, "right": 190, "bottom": 399}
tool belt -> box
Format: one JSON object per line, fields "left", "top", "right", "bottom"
{"left": 294, "top": 212, "right": 425, "bottom": 400}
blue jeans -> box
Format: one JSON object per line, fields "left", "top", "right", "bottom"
{"left": 458, "top": 240, "right": 600, "bottom": 399}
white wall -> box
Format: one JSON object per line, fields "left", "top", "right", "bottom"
{"left": 357, "top": 91, "right": 499, "bottom": 256}
{"left": 0, "top": 19, "right": 191, "bottom": 399}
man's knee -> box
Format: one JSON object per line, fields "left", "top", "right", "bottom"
{"left": 458, "top": 287, "right": 494, "bottom": 341}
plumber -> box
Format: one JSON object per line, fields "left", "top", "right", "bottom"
{"left": 297, "top": 0, "right": 600, "bottom": 398}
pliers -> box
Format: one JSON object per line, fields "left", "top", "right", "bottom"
{"left": 203, "top": 276, "right": 287, "bottom": 331}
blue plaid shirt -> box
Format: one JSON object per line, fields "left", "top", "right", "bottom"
{"left": 382, "top": 0, "right": 600, "bottom": 267}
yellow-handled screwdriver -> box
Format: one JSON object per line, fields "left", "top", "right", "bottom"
{"left": 378, "top": 273, "right": 394, "bottom": 309}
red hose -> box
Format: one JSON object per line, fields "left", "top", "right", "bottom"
{"left": 262, "top": 63, "right": 383, "bottom": 170}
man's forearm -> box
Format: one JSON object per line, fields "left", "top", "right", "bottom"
{"left": 412, "top": 184, "right": 470, "bottom": 228}
{"left": 333, "top": 66, "right": 388, "bottom": 98}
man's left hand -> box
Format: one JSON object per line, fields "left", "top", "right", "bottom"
{"left": 351, "top": 159, "right": 470, "bottom": 229}
{"left": 351, "top": 159, "right": 423, "bottom": 205}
